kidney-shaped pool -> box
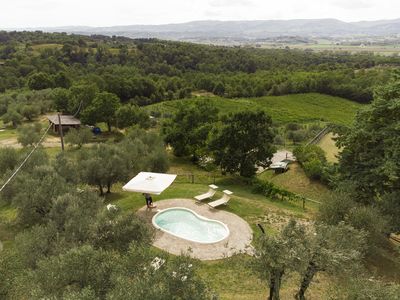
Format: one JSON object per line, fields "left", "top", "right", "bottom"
{"left": 152, "top": 207, "right": 230, "bottom": 244}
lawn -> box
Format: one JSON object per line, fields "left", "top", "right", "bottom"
{"left": 146, "top": 93, "right": 362, "bottom": 126}
{"left": 258, "top": 162, "right": 333, "bottom": 203}
{"left": 0, "top": 127, "right": 17, "bottom": 141}
{"left": 318, "top": 132, "right": 340, "bottom": 163}
{"left": 103, "top": 160, "right": 322, "bottom": 300}
{"left": 1, "top": 151, "right": 397, "bottom": 299}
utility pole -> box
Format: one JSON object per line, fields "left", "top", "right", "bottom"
{"left": 57, "top": 113, "right": 65, "bottom": 151}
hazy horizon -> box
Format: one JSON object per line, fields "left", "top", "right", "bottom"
{"left": 4, "top": 17, "right": 400, "bottom": 31}
{"left": 1, "top": 0, "right": 399, "bottom": 29}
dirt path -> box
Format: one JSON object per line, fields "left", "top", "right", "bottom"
{"left": 0, "top": 136, "right": 61, "bottom": 149}
{"left": 317, "top": 132, "right": 339, "bottom": 163}
{"left": 257, "top": 149, "right": 295, "bottom": 173}
{"left": 271, "top": 150, "right": 295, "bottom": 163}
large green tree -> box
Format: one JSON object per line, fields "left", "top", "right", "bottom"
{"left": 163, "top": 101, "right": 219, "bottom": 160}
{"left": 338, "top": 78, "right": 400, "bottom": 201}
{"left": 2, "top": 108, "right": 23, "bottom": 128}
{"left": 27, "top": 72, "right": 54, "bottom": 90}
{"left": 337, "top": 77, "right": 400, "bottom": 231}
{"left": 115, "top": 104, "right": 150, "bottom": 129}
{"left": 75, "top": 144, "right": 128, "bottom": 195}
{"left": 210, "top": 111, "right": 275, "bottom": 177}
{"left": 11, "top": 165, "right": 70, "bottom": 227}
{"left": 81, "top": 92, "right": 120, "bottom": 132}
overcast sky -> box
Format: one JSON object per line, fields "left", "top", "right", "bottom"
{"left": 2, "top": 0, "right": 399, "bottom": 28}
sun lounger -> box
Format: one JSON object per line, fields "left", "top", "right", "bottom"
{"left": 194, "top": 184, "right": 218, "bottom": 201}
{"left": 106, "top": 204, "right": 118, "bottom": 211}
{"left": 208, "top": 190, "right": 233, "bottom": 208}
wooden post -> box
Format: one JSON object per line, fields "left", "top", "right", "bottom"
{"left": 302, "top": 198, "right": 305, "bottom": 210}
{"left": 57, "top": 114, "right": 64, "bottom": 151}
{"left": 191, "top": 174, "right": 194, "bottom": 184}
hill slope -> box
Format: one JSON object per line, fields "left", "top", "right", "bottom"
{"left": 147, "top": 93, "right": 362, "bottom": 125}
{"left": 34, "top": 18, "right": 400, "bottom": 39}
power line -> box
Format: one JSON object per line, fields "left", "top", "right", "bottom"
{"left": 73, "top": 100, "right": 83, "bottom": 117}
{"left": 0, "top": 124, "right": 52, "bottom": 193}
{"left": 0, "top": 101, "right": 83, "bottom": 193}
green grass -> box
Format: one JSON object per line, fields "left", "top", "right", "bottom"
{"left": 258, "top": 162, "right": 332, "bottom": 203}
{"left": 146, "top": 93, "right": 362, "bottom": 125}
{"left": 260, "top": 43, "right": 400, "bottom": 56}
{"left": 198, "top": 255, "right": 265, "bottom": 300}
{"left": 102, "top": 160, "right": 318, "bottom": 299}
{"left": 0, "top": 202, "right": 18, "bottom": 250}
{"left": 0, "top": 127, "right": 17, "bottom": 141}
{"left": 106, "top": 158, "right": 314, "bottom": 251}
{"left": 1, "top": 150, "right": 397, "bottom": 298}
{"left": 198, "top": 255, "right": 330, "bottom": 300}
{"left": 31, "top": 44, "right": 63, "bottom": 50}
{"left": 318, "top": 132, "right": 340, "bottom": 163}
{"left": 44, "top": 147, "right": 62, "bottom": 159}
{"left": 0, "top": 203, "right": 17, "bottom": 223}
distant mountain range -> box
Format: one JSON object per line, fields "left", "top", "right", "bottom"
{"left": 16, "top": 18, "right": 400, "bottom": 42}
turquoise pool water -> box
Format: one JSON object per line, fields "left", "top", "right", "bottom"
{"left": 152, "top": 207, "right": 229, "bottom": 244}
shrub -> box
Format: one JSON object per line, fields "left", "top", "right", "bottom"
{"left": 285, "top": 122, "right": 301, "bottom": 131}
{"left": 303, "top": 158, "right": 325, "bottom": 180}
{"left": 17, "top": 123, "right": 42, "bottom": 146}
{"left": 2, "top": 109, "right": 23, "bottom": 128}
{"left": 317, "top": 192, "right": 357, "bottom": 225}
{"left": 318, "top": 192, "right": 389, "bottom": 254}
{"left": 252, "top": 178, "right": 301, "bottom": 202}
{"left": 64, "top": 127, "right": 93, "bottom": 148}
{"left": 287, "top": 129, "right": 307, "bottom": 144}
{"left": 27, "top": 72, "right": 54, "bottom": 90}
{"left": 273, "top": 135, "right": 285, "bottom": 145}
{"left": 346, "top": 206, "right": 389, "bottom": 252}
{"left": 294, "top": 144, "right": 331, "bottom": 182}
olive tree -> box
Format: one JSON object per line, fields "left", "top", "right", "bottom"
{"left": 64, "top": 127, "right": 93, "bottom": 148}
{"left": 253, "top": 220, "right": 307, "bottom": 300}
{"left": 295, "top": 223, "right": 366, "bottom": 300}
{"left": 17, "top": 123, "right": 42, "bottom": 147}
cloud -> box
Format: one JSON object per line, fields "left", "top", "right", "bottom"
{"left": 331, "top": 0, "right": 374, "bottom": 10}
{"left": 203, "top": 9, "right": 224, "bottom": 18}
{"left": 209, "top": 0, "right": 255, "bottom": 7}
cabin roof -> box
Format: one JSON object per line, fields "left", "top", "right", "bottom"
{"left": 269, "top": 161, "right": 289, "bottom": 169}
{"left": 47, "top": 115, "right": 81, "bottom": 125}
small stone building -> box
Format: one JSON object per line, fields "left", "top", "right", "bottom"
{"left": 47, "top": 115, "right": 81, "bottom": 133}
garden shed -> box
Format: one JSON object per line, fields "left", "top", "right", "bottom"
{"left": 47, "top": 115, "right": 81, "bottom": 133}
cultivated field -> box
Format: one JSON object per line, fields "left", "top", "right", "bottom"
{"left": 260, "top": 43, "right": 400, "bottom": 56}
{"left": 147, "top": 93, "right": 362, "bottom": 125}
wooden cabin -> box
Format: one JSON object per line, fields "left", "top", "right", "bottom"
{"left": 47, "top": 115, "right": 81, "bottom": 133}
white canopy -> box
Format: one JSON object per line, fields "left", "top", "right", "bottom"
{"left": 122, "top": 172, "right": 177, "bottom": 195}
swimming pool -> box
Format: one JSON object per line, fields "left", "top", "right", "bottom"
{"left": 152, "top": 207, "right": 230, "bottom": 244}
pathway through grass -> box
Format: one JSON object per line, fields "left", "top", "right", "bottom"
{"left": 318, "top": 132, "right": 340, "bottom": 163}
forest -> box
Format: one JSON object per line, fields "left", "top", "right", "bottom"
{"left": 0, "top": 31, "right": 399, "bottom": 300}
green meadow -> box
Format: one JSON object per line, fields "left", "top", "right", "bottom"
{"left": 147, "top": 93, "right": 362, "bottom": 125}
